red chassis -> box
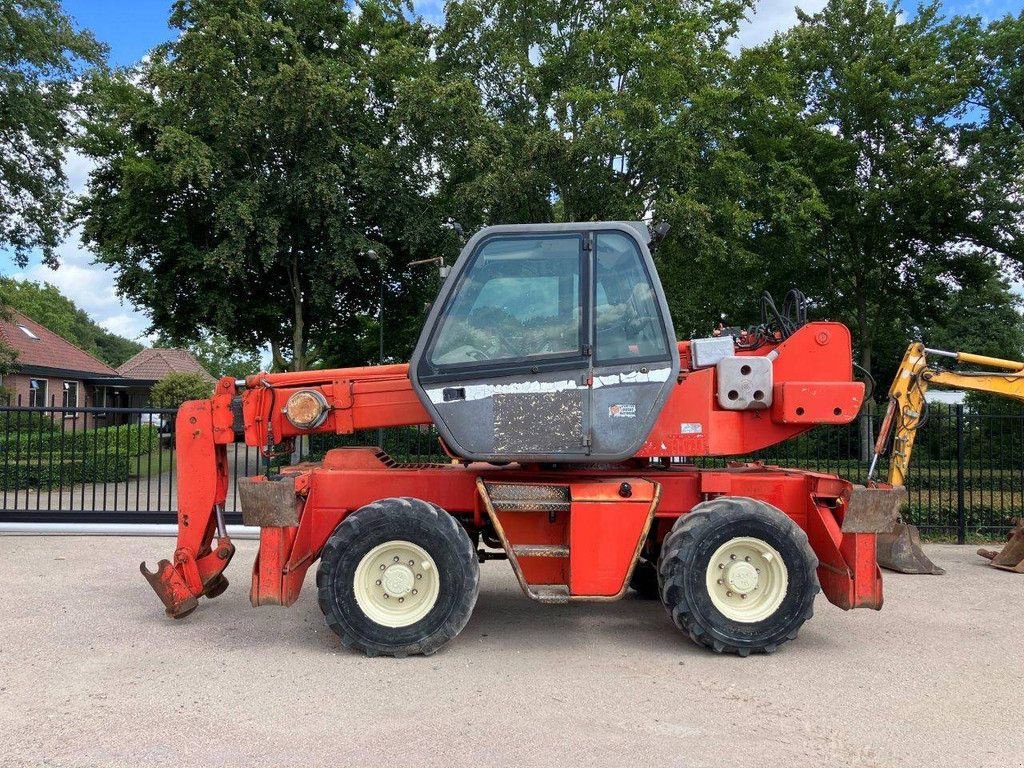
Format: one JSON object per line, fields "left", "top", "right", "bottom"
{"left": 142, "top": 322, "right": 890, "bottom": 623}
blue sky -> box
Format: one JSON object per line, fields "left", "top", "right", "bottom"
{"left": 2, "top": 0, "right": 1021, "bottom": 343}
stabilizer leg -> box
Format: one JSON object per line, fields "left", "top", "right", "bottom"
{"left": 142, "top": 398, "right": 235, "bottom": 618}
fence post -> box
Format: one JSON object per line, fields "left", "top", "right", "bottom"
{"left": 956, "top": 404, "right": 966, "bottom": 545}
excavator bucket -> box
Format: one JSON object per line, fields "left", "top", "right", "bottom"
{"left": 876, "top": 522, "right": 945, "bottom": 575}
{"left": 977, "top": 520, "right": 1024, "bottom": 573}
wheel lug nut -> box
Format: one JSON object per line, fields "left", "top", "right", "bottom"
{"left": 376, "top": 580, "right": 381, "bottom": 586}
{"left": 399, "top": 597, "right": 404, "bottom": 603}
{"left": 380, "top": 564, "right": 386, "bottom": 570}
{"left": 717, "top": 579, "right": 724, "bottom": 585}
{"left": 393, "top": 556, "right": 400, "bottom": 562}
{"left": 730, "top": 554, "right": 736, "bottom": 560}
{"left": 412, "top": 589, "right": 418, "bottom": 595}
{"left": 727, "top": 591, "right": 734, "bottom": 597}
{"left": 383, "top": 594, "right": 389, "bottom": 599}
{"left": 416, "top": 574, "right": 422, "bottom": 580}
{"left": 740, "top": 594, "right": 747, "bottom": 599}
{"left": 409, "top": 560, "right": 414, "bottom": 566}
{"left": 744, "top": 556, "right": 751, "bottom": 562}
{"left": 718, "top": 563, "right": 725, "bottom": 569}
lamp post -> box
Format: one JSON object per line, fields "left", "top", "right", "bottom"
{"left": 367, "top": 249, "right": 385, "bottom": 447}
{"left": 407, "top": 255, "right": 450, "bottom": 280}
{"left": 367, "top": 250, "right": 384, "bottom": 366}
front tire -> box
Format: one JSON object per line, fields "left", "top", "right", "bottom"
{"left": 658, "top": 496, "right": 819, "bottom": 656}
{"left": 317, "top": 497, "right": 480, "bottom": 657}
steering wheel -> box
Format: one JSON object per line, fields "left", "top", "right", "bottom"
{"left": 468, "top": 307, "right": 525, "bottom": 358}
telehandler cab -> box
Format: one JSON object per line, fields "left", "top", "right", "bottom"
{"left": 142, "top": 221, "right": 905, "bottom": 657}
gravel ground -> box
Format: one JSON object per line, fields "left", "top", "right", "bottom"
{"left": 0, "top": 537, "right": 1021, "bottom": 768}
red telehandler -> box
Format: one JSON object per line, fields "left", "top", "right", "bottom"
{"left": 142, "top": 222, "right": 905, "bottom": 657}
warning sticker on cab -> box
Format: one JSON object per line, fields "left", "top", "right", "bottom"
{"left": 680, "top": 422, "right": 703, "bottom": 434}
{"left": 608, "top": 403, "right": 637, "bottom": 418}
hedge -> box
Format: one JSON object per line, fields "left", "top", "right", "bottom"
{"left": 0, "top": 453, "right": 132, "bottom": 490}
{"left": 0, "top": 424, "right": 158, "bottom": 458}
{"left": 0, "top": 411, "right": 62, "bottom": 434}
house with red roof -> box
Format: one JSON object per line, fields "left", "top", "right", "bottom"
{"left": 117, "top": 348, "right": 216, "bottom": 387}
{"left": 0, "top": 311, "right": 122, "bottom": 427}
{"left": 0, "top": 312, "right": 217, "bottom": 425}
{"left": 116, "top": 348, "right": 216, "bottom": 407}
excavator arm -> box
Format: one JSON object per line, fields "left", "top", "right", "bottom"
{"left": 870, "top": 342, "right": 1024, "bottom": 573}
{"left": 871, "top": 343, "right": 1024, "bottom": 486}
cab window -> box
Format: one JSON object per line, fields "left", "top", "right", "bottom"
{"left": 429, "top": 235, "right": 583, "bottom": 368}
{"left": 594, "top": 232, "right": 669, "bottom": 363}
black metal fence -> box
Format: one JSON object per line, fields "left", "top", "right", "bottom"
{"left": 0, "top": 403, "right": 447, "bottom": 525}
{"left": 697, "top": 403, "right": 1024, "bottom": 541}
{"left": 0, "top": 402, "right": 1019, "bottom": 541}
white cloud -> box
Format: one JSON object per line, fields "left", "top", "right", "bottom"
{"left": 13, "top": 228, "right": 153, "bottom": 343}
{"left": 735, "top": 0, "right": 828, "bottom": 49}
{"left": 6, "top": 145, "right": 154, "bottom": 344}
{"left": 63, "top": 149, "right": 93, "bottom": 194}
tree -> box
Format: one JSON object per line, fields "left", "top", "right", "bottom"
{"left": 434, "top": 0, "right": 751, "bottom": 225}
{"left": 962, "top": 11, "right": 1024, "bottom": 264}
{"left": 431, "top": 0, "right": 840, "bottom": 339}
{"left": 0, "top": 277, "right": 143, "bottom": 366}
{"left": 150, "top": 372, "right": 214, "bottom": 408}
{"left": 778, "top": 0, "right": 1023, "bottom": 386}
{"left": 0, "top": 0, "right": 104, "bottom": 266}
{"left": 79, "top": 0, "right": 456, "bottom": 371}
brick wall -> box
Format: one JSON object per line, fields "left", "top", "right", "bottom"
{"left": 0, "top": 373, "right": 103, "bottom": 429}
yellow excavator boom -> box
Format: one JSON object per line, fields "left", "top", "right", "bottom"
{"left": 871, "top": 342, "right": 1024, "bottom": 574}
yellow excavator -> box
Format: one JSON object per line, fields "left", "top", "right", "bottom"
{"left": 869, "top": 342, "right": 1024, "bottom": 574}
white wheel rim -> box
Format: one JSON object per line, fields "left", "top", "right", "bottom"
{"left": 354, "top": 540, "right": 440, "bottom": 628}
{"left": 705, "top": 536, "right": 788, "bottom": 623}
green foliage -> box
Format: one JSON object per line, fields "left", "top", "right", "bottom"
{"left": 187, "top": 335, "right": 261, "bottom": 379}
{"left": 0, "top": 452, "right": 132, "bottom": 490}
{"left": 0, "top": 277, "right": 143, "bottom": 367}
{"left": 150, "top": 372, "right": 213, "bottom": 408}
{"left": 69, "top": 0, "right": 1024, "bottom": 389}
{"left": 964, "top": 11, "right": 1024, "bottom": 260}
{"left": 79, "top": 0, "right": 457, "bottom": 371}
{"left": 0, "top": 423, "right": 158, "bottom": 457}
{"left": 775, "top": 0, "right": 1024, "bottom": 392}
{"left": 0, "top": 0, "right": 105, "bottom": 265}
{"left": 0, "top": 410, "right": 61, "bottom": 433}
{"left": 0, "top": 423, "right": 158, "bottom": 490}
{"left": 0, "top": 340, "right": 17, "bottom": 377}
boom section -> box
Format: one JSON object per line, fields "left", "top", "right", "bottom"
{"left": 872, "top": 342, "right": 1024, "bottom": 486}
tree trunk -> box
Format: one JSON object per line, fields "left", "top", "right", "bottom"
{"left": 270, "top": 340, "right": 287, "bottom": 372}
{"left": 286, "top": 251, "right": 306, "bottom": 372}
{"left": 286, "top": 251, "right": 306, "bottom": 463}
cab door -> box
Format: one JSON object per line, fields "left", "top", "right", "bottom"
{"left": 410, "top": 228, "right": 592, "bottom": 462}
{"left": 588, "top": 229, "right": 678, "bottom": 459}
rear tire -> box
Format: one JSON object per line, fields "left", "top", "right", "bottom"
{"left": 658, "top": 496, "right": 818, "bottom": 656}
{"left": 317, "top": 497, "right": 480, "bottom": 657}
